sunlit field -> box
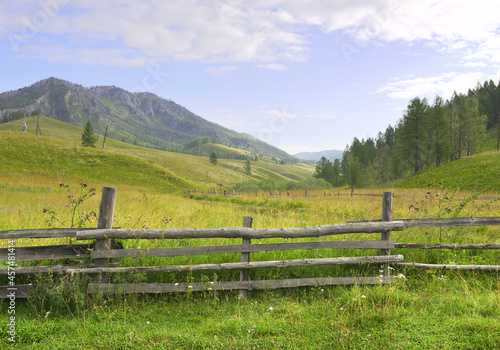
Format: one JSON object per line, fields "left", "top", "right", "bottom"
{"left": 1, "top": 182, "right": 499, "bottom": 349}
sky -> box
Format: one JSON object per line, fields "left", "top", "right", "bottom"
{"left": 2, "top": 0, "right": 500, "bottom": 154}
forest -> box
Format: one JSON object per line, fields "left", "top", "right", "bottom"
{"left": 314, "top": 79, "right": 500, "bottom": 188}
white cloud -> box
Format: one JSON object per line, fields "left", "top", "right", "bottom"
{"left": 256, "top": 63, "right": 288, "bottom": 71}
{"left": 461, "top": 62, "right": 487, "bottom": 68}
{"left": 4, "top": 0, "right": 308, "bottom": 66}
{"left": 4, "top": 0, "right": 500, "bottom": 69}
{"left": 206, "top": 65, "right": 239, "bottom": 76}
{"left": 377, "top": 71, "right": 500, "bottom": 100}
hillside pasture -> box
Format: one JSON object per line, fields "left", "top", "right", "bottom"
{"left": 0, "top": 185, "right": 499, "bottom": 348}
{"left": 0, "top": 118, "right": 499, "bottom": 348}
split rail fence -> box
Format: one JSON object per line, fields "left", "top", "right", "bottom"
{"left": 1, "top": 187, "right": 499, "bottom": 299}
{"left": 186, "top": 188, "right": 500, "bottom": 201}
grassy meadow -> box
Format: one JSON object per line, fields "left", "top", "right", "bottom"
{"left": 0, "top": 123, "right": 499, "bottom": 349}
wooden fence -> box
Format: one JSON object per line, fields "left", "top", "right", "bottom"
{"left": 185, "top": 188, "right": 500, "bottom": 201}
{"left": 1, "top": 187, "right": 500, "bottom": 299}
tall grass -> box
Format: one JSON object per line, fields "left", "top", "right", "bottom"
{"left": 0, "top": 122, "right": 499, "bottom": 347}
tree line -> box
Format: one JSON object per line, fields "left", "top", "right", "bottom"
{"left": 314, "top": 79, "right": 499, "bottom": 188}
{"left": 0, "top": 110, "right": 41, "bottom": 124}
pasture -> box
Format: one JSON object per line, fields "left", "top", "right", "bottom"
{"left": 0, "top": 126, "right": 499, "bottom": 349}
{"left": 1, "top": 182, "right": 499, "bottom": 349}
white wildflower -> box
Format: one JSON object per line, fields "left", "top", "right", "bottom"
{"left": 395, "top": 273, "right": 406, "bottom": 280}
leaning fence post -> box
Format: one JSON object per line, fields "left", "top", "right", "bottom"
{"left": 239, "top": 216, "right": 253, "bottom": 299}
{"left": 94, "top": 186, "right": 117, "bottom": 284}
{"left": 380, "top": 192, "right": 393, "bottom": 279}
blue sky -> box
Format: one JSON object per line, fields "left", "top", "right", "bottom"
{"left": 2, "top": 0, "right": 500, "bottom": 154}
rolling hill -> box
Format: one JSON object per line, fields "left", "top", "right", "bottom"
{"left": 0, "top": 116, "right": 314, "bottom": 189}
{"left": 392, "top": 151, "right": 500, "bottom": 193}
{"left": 0, "top": 77, "right": 292, "bottom": 159}
{"left": 293, "top": 149, "right": 344, "bottom": 162}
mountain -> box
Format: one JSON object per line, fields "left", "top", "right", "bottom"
{"left": 294, "top": 150, "right": 344, "bottom": 162}
{"left": 0, "top": 77, "right": 291, "bottom": 159}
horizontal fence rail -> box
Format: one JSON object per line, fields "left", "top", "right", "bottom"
{"left": 395, "top": 243, "right": 500, "bottom": 250}
{"left": 185, "top": 189, "right": 500, "bottom": 201}
{"left": 75, "top": 221, "right": 405, "bottom": 240}
{"left": 89, "top": 276, "right": 395, "bottom": 295}
{"left": 396, "top": 262, "right": 500, "bottom": 271}
{"left": 0, "top": 244, "right": 94, "bottom": 262}
{"left": 8, "top": 255, "right": 403, "bottom": 276}
{"left": 0, "top": 228, "right": 97, "bottom": 239}
{"left": 2, "top": 187, "right": 500, "bottom": 299}
{"left": 90, "top": 240, "right": 395, "bottom": 259}
{"left": 349, "top": 217, "right": 500, "bottom": 227}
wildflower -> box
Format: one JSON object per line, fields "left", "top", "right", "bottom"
{"left": 340, "top": 308, "right": 344, "bottom": 310}
{"left": 174, "top": 283, "right": 179, "bottom": 286}
{"left": 146, "top": 321, "right": 150, "bottom": 325}
{"left": 188, "top": 285, "right": 193, "bottom": 289}
{"left": 361, "top": 295, "right": 366, "bottom": 299}
{"left": 268, "top": 307, "right": 274, "bottom": 311}
{"left": 321, "top": 289, "right": 324, "bottom": 292}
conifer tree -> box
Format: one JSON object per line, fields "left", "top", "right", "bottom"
{"left": 209, "top": 152, "right": 218, "bottom": 165}
{"left": 81, "top": 120, "right": 97, "bottom": 147}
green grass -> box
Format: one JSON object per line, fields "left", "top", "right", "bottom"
{"left": 392, "top": 151, "right": 500, "bottom": 192}
{"left": 1, "top": 117, "right": 500, "bottom": 348}
{"left": 1, "top": 275, "right": 499, "bottom": 349}
{"left": 0, "top": 116, "right": 314, "bottom": 188}
{"left": 0, "top": 131, "right": 190, "bottom": 192}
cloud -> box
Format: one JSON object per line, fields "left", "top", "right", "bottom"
{"left": 377, "top": 71, "right": 500, "bottom": 100}
{"left": 206, "top": 65, "right": 239, "bottom": 76}
{"left": 4, "top": 0, "right": 500, "bottom": 68}
{"left": 4, "top": 0, "right": 308, "bottom": 66}
{"left": 256, "top": 63, "right": 287, "bottom": 71}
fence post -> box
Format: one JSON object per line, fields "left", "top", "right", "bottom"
{"left": 94, "top": 186, "right": 117, "bottom": 284}
{"left": 239, "top": 216, "right": 253, "bottom": 299}
{"left": 380, "top": 192, "right": 393, "bottom": 279}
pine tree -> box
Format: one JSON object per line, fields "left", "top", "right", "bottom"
{"left": 313, "top": 156, "right": 334, "bottom": 183}
{"left": 209, "top": 152, "right": 218, "bottom": 165}
{"left": 244, "top": 159, "right": 251, "bottom": 175}
{"left": 81, "top": 121, "right": 97, "bottom": 147}
{"left": 396, "top": 97, "right": 429, "bottom": 173}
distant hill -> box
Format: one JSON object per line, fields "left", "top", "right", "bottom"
{"left": 0, "top": 77, "right": 292, "bottom": 159}
{"left": 0, "top": 116, "right": 314, "bottom": 188}
{"left": 294, "top": 150, "right": 344, "bottom": 162}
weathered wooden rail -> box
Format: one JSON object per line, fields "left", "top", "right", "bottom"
{"left": 2, "top": 187, "right": 500, "bottom": 299}
{"left": 185, "top": 188, "right": 500, "bottom": 201}
{"left": 0, "top": 188, "right": 405, "bottom": 298}
{"left": 78, "top": 189, "right": 404, "bottom": 295}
